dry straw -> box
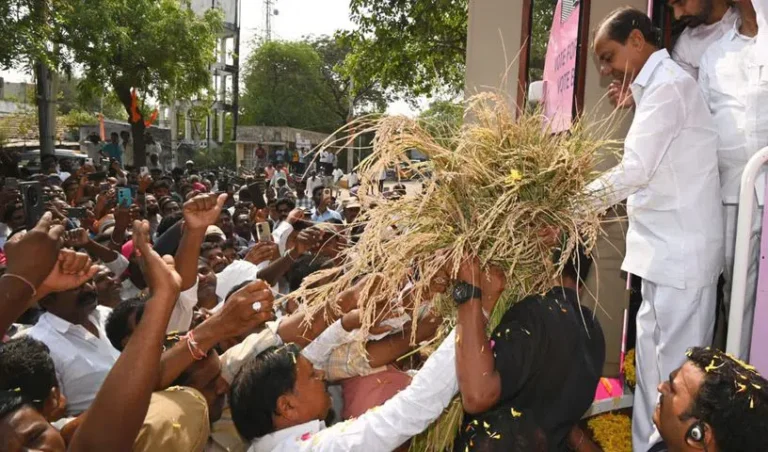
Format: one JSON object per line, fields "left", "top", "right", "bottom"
{"left": 295, "top": 90, "right": 618, "bottom": 450}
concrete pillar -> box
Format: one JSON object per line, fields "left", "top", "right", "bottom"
{"left": 464, "top": 0, "right": 524, "bottom": 110}
{"left": 184, "top": 106, "right": 192, "bottom": 141}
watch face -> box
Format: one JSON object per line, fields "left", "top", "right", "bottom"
{"left": 453, "top": 284, "right": 469, "bottom": 302}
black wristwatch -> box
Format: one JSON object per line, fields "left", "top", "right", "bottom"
{"left": 452, "top": 282, "right": 482, "bottom": 306}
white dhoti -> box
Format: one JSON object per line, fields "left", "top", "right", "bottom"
{"left": 632, "top": 280, "right": 717, "bottom": 452}
{"left": 722, "top": 204, "right": 762, "bottom": 360}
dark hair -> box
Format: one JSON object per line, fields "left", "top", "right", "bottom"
{"left": 0, "top": 391, "right": 29, "bottom": 421}
{"left": 221, "top": 238, "right": 238, "bottom": 253}
{"left": 598, "top": 7, "right": 661, "bottom": 47}
{"left": 238, "top": 188, "right": 252, "bottom": 202}
{"left": 156, "top": 211, "right": 183, "bottom": 237}
{"left": 288, "top": 255, "right": 330, "bottom": 292}
{"left": 225, "top": 280, "right": 253, "bottom": 302}
{"left": 559, "top": 245, "right": 593, "bottom": 285}
{"left": 106, "top": 298, "right": 146, "bottom": 351}
{"left": 151, "top": 179, "right": 172, "bottom": 193}
{"left": 2, "top": 202, "right": 23, "bottom": 224}
{"left": 312, "top": 186, "right": 327, "bottom": 198}
{"left": 230, "top": 344, "right": 301, "bottom": 441}
{"left": 0, "top": 337, "right": 57, "bottom": 411}
{"left": 684, "top": 347, "right": 768, "bottom": 452}
{"left": 200, "top": 241, "right": 222, "bottom": 256}
{"left": 275, "top": 198, "right": 296, "bottom": 211}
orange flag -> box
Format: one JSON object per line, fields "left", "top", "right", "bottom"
{"left": 144, "top": 109, "right": 158, "bottom": 128}
{"left": 130, "top": 89, "right": 141, "bottom": 123}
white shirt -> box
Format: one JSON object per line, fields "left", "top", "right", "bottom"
{"left": 672, "top": 7, "right": 739, "bottom": 79}
{"left": 247, "top": 329, "right": 458, "bottom": 452}
{"left": 756, "top": 0, "right": 768, "bottom": 65}
{"left": 306, "top": 177, "right": 323, "bottom": 197}
{"left": 27, "top": 306, "right": 121, "bottom": 416}
{"left": 699, "top": 20, "right": 768, "bottom": 206}
{"left": 347, "top": 172, "right": 359, "bottom": 187}
{"left": 586, "top": 49, "right": 724, "bottom": 289}
{"left": 671, "top": 6, "right": 739, "bottom": 79}
{"left": 167, "top": 281, "right": 200, "bottom": 333}
{"left": 332, "top": 168, "right": 344, "bottom": 183}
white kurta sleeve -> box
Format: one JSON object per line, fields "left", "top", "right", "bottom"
{"left": 585, "top": 81, "right": 686, "bottom": 212}
{"left": 166, "top": 279, "right": 199, "bottom": 333}
{"left": 103, "top": 253, "right": 129, "bottom": 277}
{"left": 300, "top": 320, "right": 357, "bottom": 368}
{"left": 295, "top": 329, "right": 458, "bottom": 452}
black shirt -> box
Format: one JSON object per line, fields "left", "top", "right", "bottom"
{"left": 454, "top": 287, "right": 605, "bottom": 452}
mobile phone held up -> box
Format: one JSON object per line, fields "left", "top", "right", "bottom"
{"left": 256, "top": 222, "right": 272, "bottom": 242}
{"left": 117, "top": 187, "right": 133, "bottom": 208}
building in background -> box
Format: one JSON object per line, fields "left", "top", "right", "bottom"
{"left": 159, "top": 0, "right": 240, "bottom": 167}
{"left": 235, "top": 125, "right": 332, "bottom": 170}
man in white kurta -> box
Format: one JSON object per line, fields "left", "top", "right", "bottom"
{"left": 699, "top": 0, "right": 768, "bottom": 362}
{"left": 671, "top": 2, "right": 739, "bottom": 79}
{"left": 587, "top": 49, "right": 724, "bottom": 452}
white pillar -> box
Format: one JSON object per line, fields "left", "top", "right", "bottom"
{"left": 184, "top": 106, "right": 192, "bottom": 141}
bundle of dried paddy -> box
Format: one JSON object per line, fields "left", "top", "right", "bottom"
{"left": 293, "top": 91, "right": 617, "bottom": 451}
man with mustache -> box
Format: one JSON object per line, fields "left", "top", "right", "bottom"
{"left": 26, "top": 281, "right": 121, "bottom": 417}
{"left": 669, "top": 0, "right": 738, "bottom": 78}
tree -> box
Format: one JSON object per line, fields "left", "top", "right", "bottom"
{"left": 342, "top": 0, "right": 557, "bottom": 99}
{"left": 305, "top": 36, "right": 388, "bottom": 126}
{"left": 56, "top": 0, "right": 222, "bottom": 166}
{"left": 0, "top": 0, "right": 53, "bottom": 70}
{"left": 240, "top": 40, "right": 340, "bottom": 133}
{"left": 57, "top": 75, "right": 128, "bottom": 121}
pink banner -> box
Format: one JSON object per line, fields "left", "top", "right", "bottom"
{"left": 541, "top": 0, "right": 580, "bottom": 133}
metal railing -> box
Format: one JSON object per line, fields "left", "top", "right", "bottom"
{"left": 727, "top": 146, "right": 768, "bottom": 360}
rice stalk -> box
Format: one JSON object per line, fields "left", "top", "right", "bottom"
{"left": 293, "top": 90, "right": 619, "bottom": 450}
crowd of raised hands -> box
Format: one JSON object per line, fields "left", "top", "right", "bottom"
{"left": 0, "top": 166, "right": 457, "bottom": 452}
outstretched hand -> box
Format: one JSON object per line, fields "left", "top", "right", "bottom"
{"left": 5, "top": 212, "right": 66, "bottom": 288}
{"left": 133, "top": 219, "right": 181, "bottom": 299}
{"left": 213, "top": 280, "right": 275, "bottom": 339}
{"left": 63, "top": 228, "right": 90, "bottom": 248}
{"left": 184, "top": 193, "right": 228, "bottom": 231}
{"left": 244, "top": 241, "right": 279, "bottom": 266}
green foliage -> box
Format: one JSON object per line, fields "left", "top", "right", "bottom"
{"left": 55, "top": 0, "right": 222, "bottom": 164}
{"left": 342, "top": 0, "right": 558, "bottom": 98}
{"left": 306, "top": 36, "right": 388, "bottom": 122}
{"left": 57, "top": 75, "right": 128, "bottom": 120}
{"left": 418, "top": 99, "right": 464, "bottom": 148}
{"left": 60, "top": 109, "right": 97, "bottom": 129}
{"left": 240, "top": 40, "right": 341, "bottom": 133}
{"left": 240, "top": 36, "right": 387, "bottom": 135}
{"left": 194, "top": 142, "right": 236, "bottom": 169}
{"left": 57, "top": 0, "right": 222, "bottom": 107}
{"left": 0, "top": 0, "right": 54, "bottom": 69}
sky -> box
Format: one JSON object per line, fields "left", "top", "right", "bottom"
{"left": 1, "top": 0, "right": 423, "bottom": 116}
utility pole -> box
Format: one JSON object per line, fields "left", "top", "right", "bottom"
{"left": 34, "top": 0, "right": 56, "bottom": 157}
{"left": 264, "top": 0, "right": 274, "bottom": 42}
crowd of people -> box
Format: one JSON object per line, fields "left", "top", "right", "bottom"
{"left": 0, "top": 1, "right": 767, "bottom": 452}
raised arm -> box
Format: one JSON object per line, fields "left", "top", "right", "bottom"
{"left": 453, "top": 257, "right": 507, "bottom": 414}
{"left": 69, "top": 220, "right": 181, "bottom": 452}
{"left": 1, "top": 213, "right": 98, "bottom": 333}
{"left": 176, "top": 193, "right": 228, "bottom": 291}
